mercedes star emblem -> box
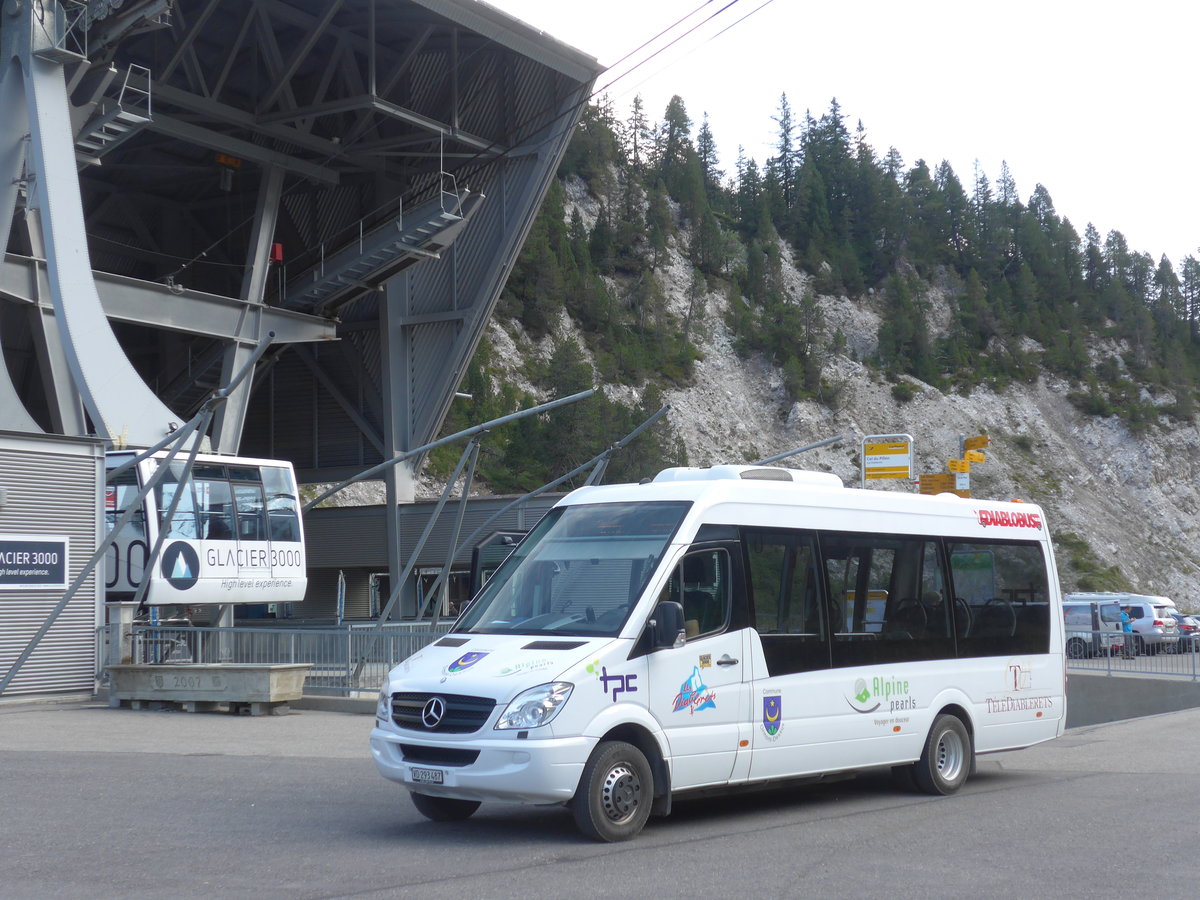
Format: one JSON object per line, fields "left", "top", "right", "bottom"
{"left": 421, "top": 696, "right": 446, "bottom": 728}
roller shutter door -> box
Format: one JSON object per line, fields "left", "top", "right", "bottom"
{"left": 0, "top": 433, "right": 103, "bottom": 697}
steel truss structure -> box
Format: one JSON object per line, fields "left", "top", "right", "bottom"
{"left": 1, "top": 0, "right": 598, "bottom": 480}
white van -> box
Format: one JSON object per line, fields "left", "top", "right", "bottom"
{"left": 370, "top": 466, "right": 1067, "bottom": 841}
{"left": 1061, "top": 596, "right": 1125, "bottom": 658}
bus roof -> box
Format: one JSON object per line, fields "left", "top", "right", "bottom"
{"left": 557, "top": 466, "right": 1049, "bottom": 541}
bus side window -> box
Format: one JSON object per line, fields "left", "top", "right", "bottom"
{"left": 948, "top": 541, "right": 1050, "bottom": 655}
{"left": 679, "top": 551, "right": 729, "bottom": 639}
{"left": 826, "top": 534, "right": 955, "bottom": 667}
{"left": 746, "top": 530, "right": 828, "bottom": 676}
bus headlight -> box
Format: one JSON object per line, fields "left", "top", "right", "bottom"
{"left": 376, "top": 686, "right": 390, "bottom": 720}
{"left": 495, "top": 682, "right": 573, "bottom": 730}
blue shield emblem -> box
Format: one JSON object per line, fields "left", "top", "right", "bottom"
{"left": 763, "top": 694, "right": 782, "bottom": 736}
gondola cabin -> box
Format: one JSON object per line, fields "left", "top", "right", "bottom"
{"left": 104, "top": 451, "right": 307, "bottom": 607}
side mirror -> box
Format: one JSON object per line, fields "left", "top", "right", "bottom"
{"left": 649, "top": 600, "right": 686, "bottom": 650}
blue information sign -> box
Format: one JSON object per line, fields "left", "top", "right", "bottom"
{"left": 0, "top": 535, "right": 69, "bottom": 590}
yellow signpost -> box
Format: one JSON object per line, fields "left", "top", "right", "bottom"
{"left": 964, "top": 450, "right": 986, "bottom": 463}
{"left": 963, "top": 435, "right": 989, "bottom": 452}
{"left": 918, "top": 473, "right": 956, "bottom": 495}
{"left": 947, "top": 458, "right": 970, "bottom": 474}
{"left": 861, "top": 434, "right": 913, "bottom": 485}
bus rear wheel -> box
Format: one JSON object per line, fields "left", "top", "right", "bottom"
{"left": 913, "top": 714, "right": 972, "bottom": 795}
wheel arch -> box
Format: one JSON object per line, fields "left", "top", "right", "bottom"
{"left": 596, "top": 721, "right": 673, "bottom": 814}
{"left": 932, "top": 699, "right": 975, "bottom": 743}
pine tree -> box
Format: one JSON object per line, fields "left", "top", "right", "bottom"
{"left": 696, "top": 113, "right": 723, "bottom": 206}
{"left": 658, "top": 96, "right": 693, "bottom": 188}
{"left": 626, "top": 95, "right": 650, "bottom": 175}
{"left": 1181, "top": 255, "right": 1200, "bottom": 336}
{"left": 769, "top": 92, "right": 797, "bottom": 212}
{"left": 934, "top": 160, "right": 969, "bottom": 264}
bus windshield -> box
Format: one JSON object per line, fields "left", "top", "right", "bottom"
{"left": 457, "top": 501, "right": 691, "bottom": 637}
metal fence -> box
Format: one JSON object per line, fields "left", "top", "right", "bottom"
{"left": 102, "top": 624, "right": 1195, "bottom": 695}
{"left": 1066, "top": 629, "right": 1200, "bottom": 680}
{"left": 99, "top": 622, "right": 453, "bottom": 696}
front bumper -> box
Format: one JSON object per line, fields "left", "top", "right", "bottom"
{"left": 370, "top": 724, "right": 593, "bottom": 805}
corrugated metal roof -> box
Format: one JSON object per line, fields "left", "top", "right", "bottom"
{"left": 413, "top": 0, "right": 603, "bottom": 83}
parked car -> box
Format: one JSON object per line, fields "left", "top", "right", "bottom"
{"left": 1063, "top": 599, "right": 1125, "bottom": 658}
{"left": 1169, "top": 612, "right": 1200, "bottom": 652}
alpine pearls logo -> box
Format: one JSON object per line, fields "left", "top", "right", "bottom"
{"left": 161, "top": 541, "right": 200, "bottom": 590}
{"left": 847, "top": 675, "right": 914, "bottom": 713}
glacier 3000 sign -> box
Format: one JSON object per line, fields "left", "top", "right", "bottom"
{"left": 976, "top": 509, "right": 1042, "bottom": 530}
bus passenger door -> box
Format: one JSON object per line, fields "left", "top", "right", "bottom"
{"left": 743, "top": 529, "right": 841, "bottom": 781}
{"left": 647, "top": 547, "right": 749, "bottom": 790}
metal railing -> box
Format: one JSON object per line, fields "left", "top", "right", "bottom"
{"left": 101, "top": 624, "right": 1195, "bottom": 697}
{"left": 99, "top": 623, "right": 452, "bottom": 696}
{"left": 1065, "top": 629, "right": 1200, "bottom": 680}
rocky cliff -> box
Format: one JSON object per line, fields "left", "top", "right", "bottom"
{"left": 482, "top": 180, "right": 1200, "bottom": 610}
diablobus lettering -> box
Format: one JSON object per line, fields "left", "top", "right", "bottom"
{"left": 976, "top": 509, "right": 1042, "bottom": 530}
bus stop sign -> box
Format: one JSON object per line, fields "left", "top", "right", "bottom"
{"left": 861, "top": 434, "right": 913, "bottom": 485}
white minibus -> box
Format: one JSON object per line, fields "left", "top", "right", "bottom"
{"left": 1061, "top": 596, "right": 1125, "bottom": 658}
{"left": 370, "top": 466, "right": 1066, "bottom": 841}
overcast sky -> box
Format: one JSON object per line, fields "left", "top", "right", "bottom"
{"left": 490, "top": 0, "right": 1200, "bottom": 268}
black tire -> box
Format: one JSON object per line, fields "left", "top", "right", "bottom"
{"left": 572, "top": 740, "right": 653, "bottom": 842}
{"left": 1066, "top": 638, "right": 1089, "bottom": 659}
{"left": 410, "top": 791, "right": 481, "bottom": 822}
{"left": 913, "top": 714, "right": 972, "bottom": 795}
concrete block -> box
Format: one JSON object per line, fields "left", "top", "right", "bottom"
{"left": 106, "top": 664, "right": 311, "bottom": 709}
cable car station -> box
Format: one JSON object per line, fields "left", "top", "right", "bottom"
{"left": 0, "top": 0, "right": 601, "bottom": 700}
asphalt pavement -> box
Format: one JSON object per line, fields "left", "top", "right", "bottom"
{"left": 1, "top": 699, "right": 1196, "bottom": 899}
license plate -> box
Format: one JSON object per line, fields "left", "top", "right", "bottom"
{"left": 410, "top": 767, "right": 444, "bottom": 785}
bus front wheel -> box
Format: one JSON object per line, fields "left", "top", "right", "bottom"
{"left": 913, "top": 714, "right": 972, "bottom": 795}
{"left": 572, "top": 740, "right": 653, "bottom": 842}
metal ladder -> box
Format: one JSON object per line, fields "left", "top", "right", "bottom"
{"left": 75, "top": 64, "right": 152, "bottom": 160}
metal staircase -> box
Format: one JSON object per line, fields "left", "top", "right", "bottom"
{"left": 284, "top": 184, "right": 485, "bottom": 315}
{"left": 75, "top": 64, "right": 152, "bottom": 161}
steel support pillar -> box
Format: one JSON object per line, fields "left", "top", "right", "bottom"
{"left": 5, "top": 3, "right": 180, "bottom": 445}
{"left": 21, "top": 208, "right": 87, "bottom": 433}
{"left": 210, "top": 165, "right": 284, "bottom": 453}
{"left": 0, "top": 54, "right": 43, "bottom": 433}
{"left": 380, "top": 275, "right": 418, "bottom": 605}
